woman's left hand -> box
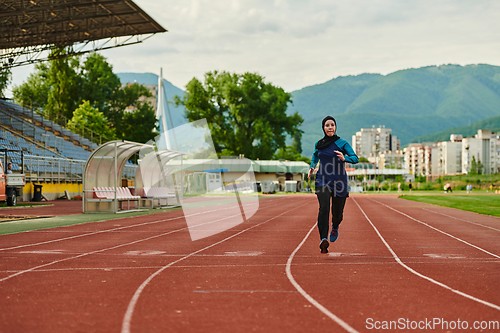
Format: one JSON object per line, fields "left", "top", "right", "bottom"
{"left": 334, "top": 150, "right": 345, "bottom": 162}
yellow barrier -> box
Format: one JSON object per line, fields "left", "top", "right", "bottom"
{"left": 23, "top": 183, "right": 83, "bottom": 200}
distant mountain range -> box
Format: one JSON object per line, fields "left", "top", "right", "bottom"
{"left": 116, "top": 72, "right": 187, "bottom": 129}
{"left": 118, "top": 64, "right": 500, "bottom": 158}
{"left": 411, "top": 115, "right": 500, "bottom": 143}
{"left": 290, "top": 64, "right": 500, "bottom": 157}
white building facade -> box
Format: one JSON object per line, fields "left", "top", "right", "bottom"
{"left": 403, "top": 142, "right": 437, "bottom": 177}
{"left": 437, "top": 139, "right": 462, "bottom": 176}
{"left": 462, "top": 130, "right": 500, "bottom": 175}
{"left": 404, "top": 143, "right": 422, "bottom": 176}
{"left": 377, "top": 150, "right": 404, "bottom": 169}
{"left": 402, "top": 130, "right": 500, "bottom": 177}
{"left": 352, "top": 126, "right": 400, "bottom": 159}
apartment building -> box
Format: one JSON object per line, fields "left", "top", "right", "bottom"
{"left": 403, "top": 142, "right": 436, "bottom": 176}
{"left": 352, "top": 126, "right": 400, "bottom": 158}
{"left": 403, "top": 131, "right": 500, "bottom": 177}
{"left": 376, "top": 150, "right": 404, "bottom": 169}
{"left": 404, "top": 143, "right": 420, "bottom": 176}
{"left": 437, "top": 137, "right": 462, "bottom": 176}
{"left": 429, "top": 145, "right": 440, "bottom": 178}
{"left": 462, "top": 130, "right": 500, "bottom": 175}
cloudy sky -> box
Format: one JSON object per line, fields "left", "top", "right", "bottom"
{"left": 6, "top": 0, "right": 500, "bottom": 96}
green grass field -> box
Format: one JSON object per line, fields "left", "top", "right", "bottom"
{"left": 400, "top": 194, "right": 500, "bottom": 218}
{"left": 0, "top": 195, "right": 276, "bottom": 236}
{"left": 0, "top": 206, "right": 183, "bottom": 236}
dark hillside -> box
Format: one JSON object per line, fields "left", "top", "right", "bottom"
{"left": 290, "top": 64, "right": 500, "bottom": 156}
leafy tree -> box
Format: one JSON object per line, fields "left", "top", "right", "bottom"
{"left": 297, "top": 156, "right": 311, "bottom": 165}
{"left": 273, "top": 146, "right": 310, "bottom": 164}
{"left": 0, "top": 67, "right": 11, "bottom": 98}
{"left": 67, "top": 101, "right": 116, "bottom": 140}
{"left": 12, "top": 63, "right": 50, "bottom": 113}
{"left": 13, "top": 48, "right": 80, "bottom": 121}
{"left": 80, "top": 53, "right": 121, "bottom": 115}
{"left": 274, "top": 146, "right": 296, "bottom": 160}
{"left": 359, "top": 156, "right": 370, "bottom": 163}
{"left": 470, "top": 156, "right": 478, "bottom": 175}
{"left": 13, "top": 50, "right": 156, "bottom": 144}
{"left": 274, "top": 146, "right": 311, "bottom": 164}
{"left": 119, "top": 103, "right": 158, "bottom": 143}
{"left": 45, "top": 48, "right": 81, "bottom": 121}
{"left": 176, "top": 71, "right": 303, "bottom": 160}
{"left": 111, "top": 83, "right": 153, "bottom": 130}
{"left": 292, "top": 131, "right": 302, "bottom": 154}
{"left": 415, "top": 175, "right": 427, "bottom": 183}
{"left": 117, "top": 82, "right": 152, "bottom": 106}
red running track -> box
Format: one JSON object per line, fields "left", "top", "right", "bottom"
{"left": 0, "top": 194, "right": 499, "bottom": 332}
{"left": 0, "top": 200, "right": 82, "bottom": 217}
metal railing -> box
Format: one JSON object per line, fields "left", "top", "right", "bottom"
{"left": 18, "top": 106, "right": 111, "bottom": 146}
{"left": 0, "top": 99, "right": 103, "bottom": 149}
{"left": 0, "top": 153, "right": 137, "bottom": 183}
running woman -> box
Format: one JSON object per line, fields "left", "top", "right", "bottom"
{"left": 308, "top": 116, "right": 359, "bottom": 253}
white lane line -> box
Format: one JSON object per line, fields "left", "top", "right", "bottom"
{"left": 285, "top": 223, "right": 359, "bottom": 333}
{"left": 121, "top": 201, "right": 308, "bottom": 333}
{"left": 369, "top": 198, "right": 500, "bottom": 259}
{"left": 0, "top": 212, "right": 243, "bottom": 283}
{"left": 193, "top": 290, "right": 298, "bottom": 293}
{"left": 0, "top": 214, "right": 185, "bottom": 251}
{"left": 0, "top": 198, "right": 278, "bottom": 252}
{"left": 353, "top": 197, "right": 500, "bottom": 312}
{"left": 421, "top": 207, "right": 500, "bottom": 232}
{"left": 4, "top": 258, "right": 500, "bottom": 274}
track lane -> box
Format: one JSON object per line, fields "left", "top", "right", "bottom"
{"left": 0, "top": 198, "right": 275, "bottom": 251}
{"left": 368, "top": 196, "right": 500, "bottom": 258}
{"left": 359, "top": 196, "right": 500, "bottom": 305}
{"left": 286, "top": 222, "right": 359, "bottom": 333}
{"left": 0, "top": 196, "right": 306, "bottom": 332}
{"left": 0, "top": 210, "right": 247, "bottom": 281}
{"left": 421, "top": 207, "right": 500, "bottom": 233}
{"left": 122, "top": 198, "right": 310, "bottom": 333}
{"left": 2, "top": 194, "right": 499, "bottom": 332}
{"left": 122, "top": 195, "right": 340, "bottom": 333}
{"left": 0, "top": 198, "right": 282, "bottom": 279}
{"left": 354, "top": 197, "right": 500, "bottom": 309}
{"left": 290, "top": 195, "right": 500, "bottom": 331}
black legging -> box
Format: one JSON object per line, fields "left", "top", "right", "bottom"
{"left": 316, "top": 185, "right": 347, "bottom": 240}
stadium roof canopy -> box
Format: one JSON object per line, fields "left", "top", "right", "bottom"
{"left": 0, "top": 0, "right": 166, "bottom": 68}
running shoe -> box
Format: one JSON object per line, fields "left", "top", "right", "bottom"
{"left": 319, "top": 238, "right": 329, "bottom": 253}
{"left": 329, "top": 228, "right": 339, "bottom": 242}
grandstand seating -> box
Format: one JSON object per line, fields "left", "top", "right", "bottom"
{"left": 0, "top": 99, "right": 137, "bottom": 182}
{"left": 0, "top": 101, "right": 87, "bottom": 179}
{"left": 0, "top": 100, "right": 93, "bottom": 160}
{"left": 0, "top": 100, "right": 99, "bottom": 149}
